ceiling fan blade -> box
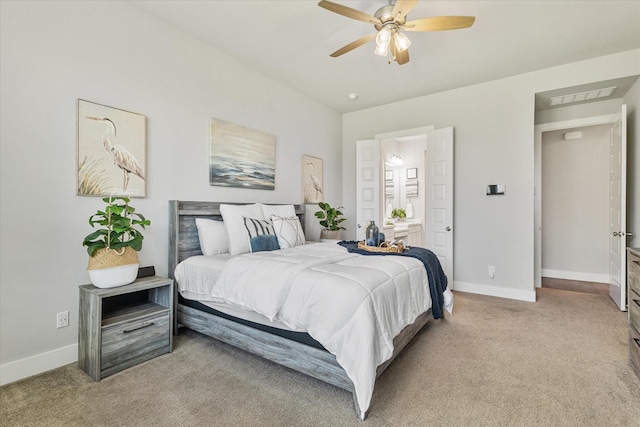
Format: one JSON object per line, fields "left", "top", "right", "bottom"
{"left": 390, "top": 39, "right": 410, "bottom": 65}
{"left": 395, "top": 48, "right": 410, "bottom": 65}
{"left": 404, "top": 16, "right": 475, "bottom": 32}
{"left": 391, "top": 0, "right": 418, "bottom": 22}
{"left": 318, "top": 0, "right": 381, "bottom": 25}
{"left": 330, "top": 33, "right": 377, "bottom": 57}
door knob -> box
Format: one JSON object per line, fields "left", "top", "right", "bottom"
{"left": 613, "top": 231, "right": 619, "bottom": 237}
{"left": 446, "top": 226, "right": 451, "bottom": 231}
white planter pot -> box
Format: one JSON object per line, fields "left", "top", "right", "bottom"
{"left": 88, "top": 263, "right": 140, "bottom": 288}
{"left": 320, "top": 229, "right": 341, "bottom": 241}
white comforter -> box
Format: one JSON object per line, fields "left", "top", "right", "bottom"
{"left": 178, "top": 242, "right": 452, "bottom": 417}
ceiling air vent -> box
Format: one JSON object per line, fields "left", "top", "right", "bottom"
{"left": 549, "top": 86, "right": 617, "bottom": 106}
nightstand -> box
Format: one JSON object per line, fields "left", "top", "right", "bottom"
{"left": 78, "top": 276, "right": 173, "bottom": 381}
{"left": 628, "top": 248, "right": 640, "bottom": 379}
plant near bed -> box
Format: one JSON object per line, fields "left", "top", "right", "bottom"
{"left": 83, "top": 196, "right": 150, "bottom": 288}
{"left": 314, "top": 202, "right": 346, "bottom": 240}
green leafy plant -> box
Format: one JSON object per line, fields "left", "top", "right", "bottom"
{"left": 391, "top": 208, "right": 406, "bottom": 220}
{"left": 83, "top": 196, "right": 150, "bottom": 256}
{"left": 314, "top": 202, "right": 346, "bottom": 231}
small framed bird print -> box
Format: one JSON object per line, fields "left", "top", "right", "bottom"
{"left": 77, "top": 99, "right": 147, "bottom": 197}
{"left": 302, "top": 155, "right": 323, "bottom": 203}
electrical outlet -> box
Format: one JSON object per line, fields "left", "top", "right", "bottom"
{"left": 488, "top": 266, "right": 496, "bottom": 278}
{"left": 56, "top": 311, "right": 69, "bottom": 328}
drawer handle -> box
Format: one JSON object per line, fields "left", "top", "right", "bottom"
{"left": 123, "top": 322, "right": 155, "bottom": 334}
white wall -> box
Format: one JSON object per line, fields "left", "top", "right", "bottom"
{"left": 541, "top": 125, "right": 610, "bottom": 280}
{"left": 0, "top": 1, "right": 342, "bottom": 383}
{"left": 342, "top": 49, "right": 640, "bottom": 302}
{"left": 624, "top": 78, "right": 640, "bottom": 249}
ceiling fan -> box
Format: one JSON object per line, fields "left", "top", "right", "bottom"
{"left": 318, "top": 0, "right": 475, "bottom": 65}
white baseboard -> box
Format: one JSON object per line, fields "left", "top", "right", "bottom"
{"left": 541, "top": 269, "right": 609, "bottom": 284}
{"left": 0, "top": 344, "right": 78, "bottom": 386}
{"left": 453, "top": 281, "right": 537, "bottom": 302}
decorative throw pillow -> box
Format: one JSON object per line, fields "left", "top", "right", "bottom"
{"left": 243, "top": 217, "right": 280, "bottom": 252}
{"left": 261, "top": 204, "right": 296, "bottom": 219}
{"left": 195, "top": 218, "right": 229, "bottom": 255}
{"left": 271, "top": 215, "right": 306, "bottom": 249}
{"left": 220, "top": 204, "right": 265, "bottom": 255}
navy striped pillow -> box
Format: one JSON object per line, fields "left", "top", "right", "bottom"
{"left": 243, "top": 217, "right": 280, "bottom": 252}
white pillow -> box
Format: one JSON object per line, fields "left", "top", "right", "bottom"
{"left": 271, "top": 215, "right": 306, "bottom": 249}
{"left": 220, "top": 204, "right": 264, "bottom": 255}
{"left": 261, "top": 204, "right": 296, "bottom": 219}
{"left": 195, "top": 218, "right": 229, "bottom": 255}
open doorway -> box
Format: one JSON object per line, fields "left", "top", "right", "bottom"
{"left": 534, "top": 109, "right": 627, "bottom": 309}
{"left": 540, "top": 123, "right": 611, "bottom": 293}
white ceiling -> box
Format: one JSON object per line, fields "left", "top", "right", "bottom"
{"left": 131, "top": 0, "right": 640, "bottom": 114}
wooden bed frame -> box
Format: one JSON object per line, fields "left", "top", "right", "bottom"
{"left": 168, "top": 200, "right": 433, "bottom": 420}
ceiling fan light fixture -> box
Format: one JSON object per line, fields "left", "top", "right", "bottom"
{"left": 394, "top": 31, "right": 411, "bottom": 52}
{"left": 374, "top": 43, "right": 389, "bottom": 56}
{"left": 375, "top": 27, "right": 392, "bottom": 47}
{"left": 318, "top": 0, "right": 475, "bottom": 66}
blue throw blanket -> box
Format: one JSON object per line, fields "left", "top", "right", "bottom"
{"left": 337, "top": 241, "right": 448, "bottom": 319}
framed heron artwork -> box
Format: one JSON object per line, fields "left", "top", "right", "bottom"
{"left": 302, "top": 155, "right": 323, "bottom": 203}
{"left": 209, "top": 119, "right": 276, "bottom": 190}
{"left": 76, "top": 99, "right": 147, "bottom": 197}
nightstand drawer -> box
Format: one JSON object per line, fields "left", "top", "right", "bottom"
{"left": 630, "top": 324, "right": 640, "bottom": 377}
{"left": 629, "top": 288, "right": 640, "bottom": 334}
{"left": 101, "top": 311, "right": 170, "bottom": 370}
{"left": 629, "top": 252, "right": 640, "bottom": 295}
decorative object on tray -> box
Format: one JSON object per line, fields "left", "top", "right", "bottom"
{"left": 209, "top": 119, "right": 276, "bottom": 190}
{"left": 391, "top": 208, "right": 406, "bottom": 222}
{"left": 302, "top": 155, "right": 323, "bottom": 203}
{"left": 77, "top": 99, "right": 147, "bottom": 197}
{"left": 365, "top": 220, "right": 380, "bottom": 246}
{"left": 314, "top": 201, "right": 346, "bottom": 240}
{"left": 357, "top": 240, "right": 405, "bottom": 253}
{"left": 83, "top": 196, "right": 150, "bottom": 288}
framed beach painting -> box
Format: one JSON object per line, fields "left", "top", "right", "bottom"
{"left": 77, "top": 99, "right": 147, "bottom": 197}
{"left": 209, "top": 119, "right": 276, "bottom": 190}
{"left": 302, "top": 155, "right": 323, "bottom": 203}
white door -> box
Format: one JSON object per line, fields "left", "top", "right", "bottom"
{"left": 609, "top": 104, "right": 628, "bottom": 310}
{"left": 426, "top": 127, "right": 454, "bottom": 284}
{"left": 356, "top": 139, "right": 381, "bottom": 241}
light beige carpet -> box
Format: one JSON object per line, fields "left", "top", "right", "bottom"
{"left": 2, "top": 289, "right": 639, "bottom": 426}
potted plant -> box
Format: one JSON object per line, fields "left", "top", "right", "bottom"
{"left": 391, "top": 208, "right": 406, "bottom": 222}
{"left": 314, "top": 202, "right": 346, "bottom": 240}
{"left": 83, "top": 196, "right": 150, "bottom": 288}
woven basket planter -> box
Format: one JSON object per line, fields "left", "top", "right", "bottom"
{"left": 320, "top": 229, "right": 341, "bottom": 241}
{"left": 87, "top": 247, "right": 140, "bottom": 288}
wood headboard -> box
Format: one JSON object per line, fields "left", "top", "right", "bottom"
{"left": 167, "top": 201, "right": 306, "bottom": 280}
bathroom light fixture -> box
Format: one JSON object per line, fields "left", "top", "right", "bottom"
{"left": 385, "top": 154, "right": 403, "bottom": 166}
